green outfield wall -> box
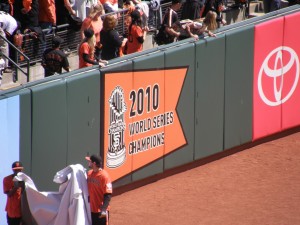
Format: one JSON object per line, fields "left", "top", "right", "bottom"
{"left": 1, "top": 5, "right": 300, "bottom": 191}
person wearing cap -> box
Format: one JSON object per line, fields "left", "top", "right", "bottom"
{"left": 41, "top": 35, "right": 70, "bottom": 77}
{"left": 85, "top": 154, "right": 112, "bottom": 225}
{"left": 126, "top": 9, "right": 149, "bottom": 55}
{"left": 3, "top": 161, "right": 24, "bottom": 225}
{"left": 79, "top": 28, "right": 108, "bottom": 69}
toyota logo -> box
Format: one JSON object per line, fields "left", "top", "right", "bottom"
{"left": 258, "top": 46, "right": 300, "bottom": 106}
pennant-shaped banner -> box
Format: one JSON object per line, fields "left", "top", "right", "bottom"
{"left": 103, "top": 68, "right": 187, "bottom": 181}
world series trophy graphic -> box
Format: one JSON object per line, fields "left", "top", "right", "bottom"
{"left": 107, "top": 86, "right": 127, "bottom": 168}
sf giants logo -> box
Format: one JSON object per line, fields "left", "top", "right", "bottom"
{"left": 258, "top": 46, "right": 300, "bottom": 106}
{"left": 107, "top": 86, "right": 127, "bottom": 168}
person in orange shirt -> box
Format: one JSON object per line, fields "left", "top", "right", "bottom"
{"left": 38, "top": 0, "right": 56, "bottom": 31}
{"left": 78, "top": 28, "right": 107, "bottom": 68}
{"left": 126, "top": 9, "right": 148, "bottom": 55}
{"left": 3, "top": 161, "right": 25, "bottom": 225}
{"left": 81, "top": 3, "right": 104, "bottom": 61}
{"left": 85, "top": 154, "right": 112, "bottom": 225}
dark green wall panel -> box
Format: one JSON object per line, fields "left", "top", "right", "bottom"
{"left": 195, "top": 36, "right": 226, "bottom": 159}
{"left": 224, "top": 26, "right": 254, "bottom": 150}
{"left": 101, "top": 60, "right": 133, "bottom": 73}
{"left": 164, "top": 45, "right": 195, "bottom": 170}
{"left": 66, "top": 71, "right": 101, "bottom": 168}
{"left": 133, "top": 52, "right": 164, "bottom": 70}
{"left": 30, "top": 80, "right": 67, "bottom": 191}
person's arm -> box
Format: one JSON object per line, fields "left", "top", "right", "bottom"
{"left": 41, "top": 51, "right": 48, "bottom": 68}
{"left": 100, "top": 193, "right": 112, "bottom": 213}
{"left": 82, "top": 53, "right": 107, "bottom": 67}
{"left": 112, "top": 30, "right": 126, "bottom": 47}
{"left": 3, "top": 179, "right": 19, "bottom": 197}
{"left": 62, "top": 56, "right": 70, "bottom": 72}
{"left": 165, "top": 26, "right": 180, "bottom": 38}
{"left": 82, "top": 53, "right": 98, "bottom": 65}
{"left": 64, "top": 0, "right": 75, "bottom": 15}
{"left": 21, "top": 0, "right": 32, "bottom": 13}
{"left": 5, "top": 186, "right": 19, "bottom": 197}
{"left": 136, "top": 26, "right": 147, "bottom": 43}
{"left": 185, "top": 23, "right": 199, "bottom": 40}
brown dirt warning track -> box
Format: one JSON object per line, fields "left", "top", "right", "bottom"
{"left": 110, "top": 131, "right": 300, "bottom": 225}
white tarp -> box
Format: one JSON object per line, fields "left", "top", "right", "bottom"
{"left": 14, "top": 164, "right": 92, "bottom": 225}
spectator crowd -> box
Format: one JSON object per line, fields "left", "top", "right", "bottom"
{"left": 1, "top": 0, "right": 292, "bottom": 81}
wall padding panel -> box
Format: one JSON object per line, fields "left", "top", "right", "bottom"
{"left": 164, "top": 45, "right": 195, "bottom": 169}
{"left": 30, "top": 80, "right": 67, "bottom": 191}
{"left": 195, "top": 36, "right": 226, "bottom": 159}
{"left": 66, "top": 71, "right": 101, "bottom": 167}
{"left": 224, "top": 26, "right": 254, "bottom": 150}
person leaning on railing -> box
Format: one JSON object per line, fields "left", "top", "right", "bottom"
{"left": 178, "top": 10, "right": 217, "bottom": 41}
{"left": 78, "top": 28, "right": 108, "bottom": 68}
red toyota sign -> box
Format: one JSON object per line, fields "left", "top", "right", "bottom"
{"left": 253, "top": 13, "right": 300, "bottom": 140}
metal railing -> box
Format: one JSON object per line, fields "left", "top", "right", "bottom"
{"left": 0, "top": 35, "right": 30, "bottom": 82}
{"left": 0, "top": 2, "right": 173, "bottom": 83}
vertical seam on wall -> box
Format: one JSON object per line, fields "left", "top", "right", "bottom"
{"left": 29, "top": 87, "right": 33, "bottom": 176}
{"left": 193, "top": 43, "right": 196, "bottom": 161}
{"left": 66, "top": 79, "right": 69, "bottom": 166}
{"left": 163, "top": 52, "right": 166, "bottom": 171}
{"left": 223, "top": 34, "right": 227, "bottom": 151}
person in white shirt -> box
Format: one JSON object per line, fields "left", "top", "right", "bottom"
{"left": 0, "top": 11, "right": 18, "bottom": 72}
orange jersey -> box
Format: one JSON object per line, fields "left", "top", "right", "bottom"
{"left": 87, "top": 169, "right": 112, "bottom": 213}
{"left": 38, "top": 0, "right": 56, "bottom": 24}
{"left": 79, "top": 42, "right": 94, "bottom": 68}
{"left": 81, "top": 17, "right": 103, "bottom": 46}
{"left": 127, "top": 24, "right": 143, "bottom": 54}
{"left": 3, "top": 175, "right": 22, "bottom": 218}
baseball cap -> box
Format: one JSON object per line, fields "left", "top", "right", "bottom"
{"left": 85, "top": 154, "right": 102, "bottom": 167}
{"left": 12, "top": 161, "right": 24, "bottom": 170}
{"left": 52, "top": 36, "right": 63, "bottom": 46}
{"left": 84, "top": 28, "right": 94, "bottom": 39}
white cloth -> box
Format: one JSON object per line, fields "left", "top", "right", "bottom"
{"left": 15, "top": 164, "right": 92, "bottom": 225}
{"left": 0, "top": 28, "right": 8, "bottom": 68}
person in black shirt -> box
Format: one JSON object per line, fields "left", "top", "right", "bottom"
{"left": 156, "top": 0, "right": 182, "bottom": 45}
{"left": 100, "top": 15, "right": 128, "bottom": 60}
{"left": 42, "top": 36, "right": 70, "bottom": 77}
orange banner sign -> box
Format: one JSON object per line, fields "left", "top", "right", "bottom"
{"left": 103, "top": 68, "right": 187, "bottom": 181}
